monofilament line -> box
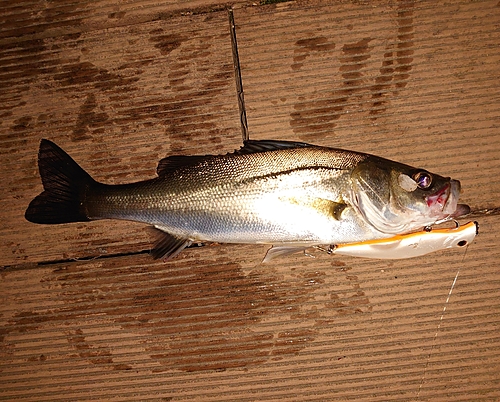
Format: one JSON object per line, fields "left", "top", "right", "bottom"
{"left": 416, "top": 266, "right": 460, "bottom": 398}
{"left": 228, "top": 8, "right": 249, "bottom": 142}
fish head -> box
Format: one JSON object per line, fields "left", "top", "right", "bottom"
{"left": 351, "top": 157, "right": 470, "bottom": 234}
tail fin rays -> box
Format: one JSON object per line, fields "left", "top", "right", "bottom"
{"left": 25, "top": 139, "right": 94, "bottom": 224}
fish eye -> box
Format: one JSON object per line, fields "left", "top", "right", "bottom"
{"left": 413, "top": 172, "right": 432, "bottom": 189}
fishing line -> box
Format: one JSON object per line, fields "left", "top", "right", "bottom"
{"left": 416, "top": 264, "right": 461, "bottom": 398}
{"left": 228, "top": 8, "right": 249, "bottom": 143}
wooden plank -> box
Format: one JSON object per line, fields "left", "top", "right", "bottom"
{"left": 0, "top": 0, "right": 249, "bottom": 44}
{"left": 0, "top": 10, "right": 243, "bottom": 266}
{"left": 1, "top": 0, "right": 500, "bottom": 401}
{"left": 1, "top": 215, "right": 499, "bottom": 400}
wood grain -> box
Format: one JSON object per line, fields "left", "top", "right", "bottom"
{"left": 1, "top": 0, "right": 499, "bottom": 401}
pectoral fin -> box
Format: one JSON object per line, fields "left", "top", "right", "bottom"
{"left": 304, "top": 198, "right": 348, "bottom": 221}
{"left": 329, "top": 201, "right": 347, "bottom": 220}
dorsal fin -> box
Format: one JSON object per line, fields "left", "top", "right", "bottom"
{"left": 233, "top": 139, "right": 313, "bottom": 155}
{"left": 156, "top": 155, "right": 208, "bottom": 177}
{"left": 156, "top": 140, "right": 315, "bottom": 177}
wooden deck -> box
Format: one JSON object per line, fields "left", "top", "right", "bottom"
{"left": 1, "top": 0, "right": 499, "bottom": 400}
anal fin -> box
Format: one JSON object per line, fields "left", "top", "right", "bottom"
{"left": 262, "top": 245, "right": 309, "bottom": 263}
{"left": 151, "top": 227, "right": 193, "bottom": 261}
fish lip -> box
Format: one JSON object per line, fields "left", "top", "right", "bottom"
{"left": 450, "top": 203, "right": 471, "bottom": 218}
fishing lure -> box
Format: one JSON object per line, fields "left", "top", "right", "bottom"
{"left": 325, "top": 221, "right": 478, "bottom": 259}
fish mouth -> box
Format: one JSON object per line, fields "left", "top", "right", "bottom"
{"left": 426, "top": 183, "right": 451, "bottom": 210}
{"left": 426, "top": 180, "right": 468, "bottom": 218}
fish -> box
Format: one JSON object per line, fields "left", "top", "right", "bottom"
{"left": 25, "top": 139, "right": 471, "bottom": 261}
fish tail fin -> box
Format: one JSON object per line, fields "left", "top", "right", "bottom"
{"left": 25, "top": 139, "right": 95, "bottom": 224}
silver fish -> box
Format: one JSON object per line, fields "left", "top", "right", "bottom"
{"left": 25, "top": 139, "right": 470, "bottom": 260}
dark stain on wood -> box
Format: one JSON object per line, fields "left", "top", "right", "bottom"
{"left": 72, "top": 93, "right": 109, "bottom": 141}
{"left": 0, "top": 1, "right": 82, "bottom": 40}
{"left": 290, "top": 1, "right": 415, "bottom": 139}
{"left": 149, "top": 31, "right": 186, "bottom": 55}
{"left": 2, "top": 253, "right": 371, "bottom": 372}
{"left": 292, "top": 36, "right": 336, "bottom": 71}
{"left": 53, "top": 61, "right": 140, "bottom": 91}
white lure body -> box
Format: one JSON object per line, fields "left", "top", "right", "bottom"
{"left": 331, "top": 221, "right": 478, "bottom": 259}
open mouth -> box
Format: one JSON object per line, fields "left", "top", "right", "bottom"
{"left": 425, "top": 180, "right": 470, "bottom": 218}
{"left": 426, "top": 183, "right": 450, "bottom": 210}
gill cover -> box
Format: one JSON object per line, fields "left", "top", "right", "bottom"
{"left": 351, "top": 161, "right": 412, "bottom": 234}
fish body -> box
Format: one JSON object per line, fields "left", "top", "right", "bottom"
{"left": 25, "top": 139, "right": 469, "bottom": 260}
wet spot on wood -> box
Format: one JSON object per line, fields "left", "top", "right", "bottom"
{"left": 149, "top": 33, "right": 186, "bottom": 55}
{"left": 11, "top": 116, "right": 33, "bottom": 131}
{"left": 67, "top": 329, "right": 114, "bottom": 365}
{"left": 53, "top": 62, "right": 140, "bottom": 91}
{"left": 292, "top": 36, "right": 336, "bottom": 70}
{"left": 108, "top": 11, "right": 126, "bottom": 19}
{"left": 290, "top": 2, "right": 414, "bottom": 139}
{"left": 67, "top": 328, "right": 133, "bottom": 370}
{"left": 6, "top": 1, "right": 87, "bottom": 36}
{"left": 1, "top": 253, "right": 372, "bottom": 373}
{"left": 290, "top": 37, "right": 373, "bottom": 138}
{"left": 0, "top": 39, "right": 58, "bottom": 105}
{"left": 120, "top": 60, "right": 234, "bottom": 153}
{"left": 72, "top": 93, "right": 109, "bottom": 141}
